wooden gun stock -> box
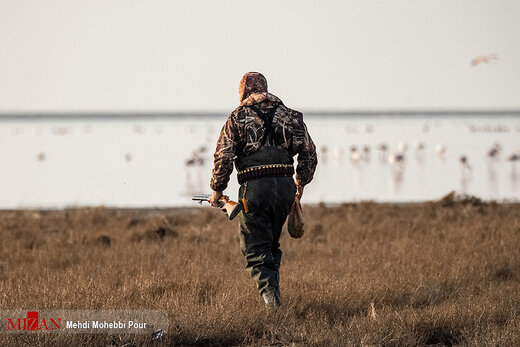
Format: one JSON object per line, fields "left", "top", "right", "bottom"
{"left": 220, "top": 196, "right": 242, "bottom": 220}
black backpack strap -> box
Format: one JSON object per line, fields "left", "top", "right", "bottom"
{"left": 250, "top": 105, "right": 279, "bottom": 145}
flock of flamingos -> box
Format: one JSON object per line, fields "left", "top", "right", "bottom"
{"left": 22, "top": 119, "right": 518, "bottom": 176}
{"left": 322, "top": 141, "right": 520, "bottom": 171}
{"left": 18, "top": 112, "right": 518, "bottom": 194}
{"left": 183, "top": 138, "right": 520, "bottom": 177}
{"left": 181, "top": 135, "right": 519, "bottom": 198}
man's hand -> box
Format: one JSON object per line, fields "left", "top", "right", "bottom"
{"left": 295, "top": 181, "right": 304, "bottom": 200}
{"left": 209, "top": 190, "right": 224, "bottom": 207}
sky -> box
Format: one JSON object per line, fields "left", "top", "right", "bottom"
{"left": 0, "top": 0, "right": 519, "bottom": 112}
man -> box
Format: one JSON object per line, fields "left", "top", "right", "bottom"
{"left": 209, "top": 72, "right": 317, "bottom": 307}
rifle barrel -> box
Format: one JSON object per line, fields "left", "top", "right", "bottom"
{"left": 192, "top": 194, "right": 211, "bottom": 201}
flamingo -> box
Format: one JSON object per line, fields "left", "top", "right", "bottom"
{"left": 508, "top": 153, "right": 520, "bottom": 162}
{"left": 185, "top": 150, "right": 205, "bottom": 167}
{"left": 388, "top": 152, "right": 405, "bottom": 170}
{"left": 414, "top": 141, "right": 426, "bottom": 163}
{"left": 376, "top": 143, "right": 388, "bottom": 163}
{"left": 349, "top": 146, "right": 362, "bottom": 163}
{"left": 507, "top": 153, "right": 519, "bottom": 181}
{"left": 436, "top": 143, "right": 446, "bottom": 158}
{"left": 362, "top": 145, "right": 371, "bottom": 161}
{"left": 459, "top": 155, "right": 472, "bottom": 170}
{"left": 471, "top": 54, "right": 499, "bottom": 67}
{"left": 459, "top": 155, "right": 472, "bottom": 194}
{"left": 487, "top": 143, "right": 502, "bottom": 160}
{"left": 376, "top": 143, "right": 388, "bottom": 152}
{"left": 333, "top": 147, "right": 344, "bottom": 162}
{"left": 319, "top": 145, "right": 329, "bottom": 163}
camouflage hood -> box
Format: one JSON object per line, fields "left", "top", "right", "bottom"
{"left": 240, "top": 92, "right": 283, "bottom": 107}
{"left": 239, "top": 72, "right": 283, "bottom": 106}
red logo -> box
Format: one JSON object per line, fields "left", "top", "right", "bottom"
{"left": 7, "top": 311, "right": 61, "bottom": 331}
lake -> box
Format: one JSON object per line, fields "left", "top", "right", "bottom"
{"left": 1, "top": 112, "right": 519, "bottom": 209}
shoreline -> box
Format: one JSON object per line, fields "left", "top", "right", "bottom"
{"left": 1, "top": 109, "right": 520, "bottom": 122}
{"left": 1, "top": 194, "right": 518, "bottom": 213}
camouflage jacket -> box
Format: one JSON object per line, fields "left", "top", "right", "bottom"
{"left": 210, "top": 92, "right": 317, "bottom": 192}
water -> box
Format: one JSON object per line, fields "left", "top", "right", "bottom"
{"left": 1, "top": 113, "right": 519, "bottom": 209}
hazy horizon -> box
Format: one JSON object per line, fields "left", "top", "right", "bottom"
{"left": 1, "top": 108, "right": 520, "bottom": 118}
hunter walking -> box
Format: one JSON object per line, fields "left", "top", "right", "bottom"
{"left": 209, "top": 72, "right": 317, "bottom": 307}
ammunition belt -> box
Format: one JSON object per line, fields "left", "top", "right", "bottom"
{"left": 237, "top": 164, "right": 294, "bottom": 184}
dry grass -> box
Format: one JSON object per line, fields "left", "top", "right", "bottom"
{"left": 0, "top": 196, "right": 519, "bottom": 346}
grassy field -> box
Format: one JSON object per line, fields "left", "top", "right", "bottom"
{"left": 0, "top": 195, "right": 519, "bottom": 346}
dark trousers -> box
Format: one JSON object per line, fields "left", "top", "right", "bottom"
{"left": 238, "top": 177, "right": 296, "bottom": 296}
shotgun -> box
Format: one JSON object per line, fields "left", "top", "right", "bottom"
{"left": 192, "top": 194, "right": 242, "bottom": 220}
